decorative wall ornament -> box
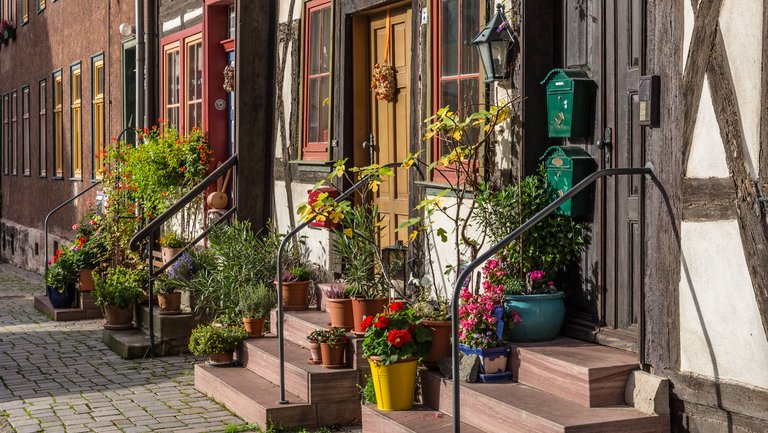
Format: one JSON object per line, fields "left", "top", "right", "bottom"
{"left": 223, "top": 64, "right": 235, "bottom": 93}
{"left": 370, "top": 12, "right": 396, "bottom": 102}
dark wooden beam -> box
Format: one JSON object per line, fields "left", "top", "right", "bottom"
{"left": 681, "top": 178, "right": 737, "bottom": 221}
{"left": 235, "top": 0, "right": 277, "bottom": 230}
{"left": 667, "top": 370, "right": 768, "bottom": 422}
{"left": 761, "top": 0, "right": 768, "bottom": 194}
{"left": 707, "top": 30, "right": 768, "bottom": 340}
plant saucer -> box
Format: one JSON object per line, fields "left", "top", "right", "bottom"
{"left": 307, "top": 358, "right": 322, "bottom": 365}
{"left": 321, "top": 363, "right": 346, "bottom": 369}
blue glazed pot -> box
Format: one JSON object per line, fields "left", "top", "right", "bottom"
{"left": 459, "top": 344, "right": 510, "bottom": 374}
{"left": 503, "top": 291, "right": 565, "bottom": 342}
{"left": 47, "top": 284, "right": 76, "bottom": 309}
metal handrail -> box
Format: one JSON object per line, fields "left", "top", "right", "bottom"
{"left": 450, "top": 164, "right": 655, "bottom": 433}
{"left": 43, "top": 181, "right": 102, "bottom": 283}
{"left": 275, "top": 161, "right": 403, "bottom": 404}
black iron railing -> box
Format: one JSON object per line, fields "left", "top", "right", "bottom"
{"left": 129, "top": 154, "right": 239, "bottom": 357}
{"left": 449, "top": 164, "right": 655, "bottom": 432}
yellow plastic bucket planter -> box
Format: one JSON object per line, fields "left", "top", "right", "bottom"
{"left": 368, "top": 357, "right": 418, "bottom": 411}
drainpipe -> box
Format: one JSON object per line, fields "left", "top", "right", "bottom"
{"left": 136, "top": 0, "right": 145, "bottom": 129}
{"left": 145, "top": 0, "right": 158, "bottom": 127}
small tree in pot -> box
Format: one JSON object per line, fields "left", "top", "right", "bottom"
{"left": 93, "top": 266, "right": 143, "bottom": 330}
{"left": 239, "top": 282, "right": 277, "bottom": 337}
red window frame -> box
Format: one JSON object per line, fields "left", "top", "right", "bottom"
{"left": 431, "top": 0, "right": 484, "bottom": 183}
{"left": 160, "top": 25, "right": 204, "bottom": 134}
{"left": 301, "top": 0, "right": 332, "bottom": 161}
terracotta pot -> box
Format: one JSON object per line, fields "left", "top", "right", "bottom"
{"left": 208, "top": 352, "right": 234, "bottom": 365}
{"left": 276, "top": 280, "right": 310, "bottom": 311}
{"left": 161, "top": 247, "right": 184, "bottom": 264}
{"left": 422, "top": 320, "right": 452, "bottom": 370}
{"left": 158, "top": 292, "right": 182, "bottom": 313}
{"left": 308, "top": 342, "right": 322, "bottom": 364}
{"left": 319, "top": 342, "right": 346, "bottom": 368}
{"left": 243, "top": 317, "right": 266, "bottom": 338}
{"left": 326, "top": 298, "right": 354, "bottom": 330}
{"left": 103, "top": 304, "right": 134, "bottom": 330}
{"left": 351, "top": 297, "right": 388, "bottom": 334}
{"left": 78, "top": 269, "right": 95, "bottom": 292}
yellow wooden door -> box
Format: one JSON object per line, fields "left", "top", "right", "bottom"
{"left": 369, "top": 7, "right": 411, "bottom": 246}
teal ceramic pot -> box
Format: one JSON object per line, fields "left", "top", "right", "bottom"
{"left": 503, "top": 292, "right": 565, "bottom": 342}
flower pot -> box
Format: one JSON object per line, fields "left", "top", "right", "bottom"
{"left": 242, "top": 317, "right": 266, "bottom": 338}
{"left": 158, "top": 292, "right": 182, "bottom": 314}
{"left": 326, "top": 298, "right": 354, "bottom": 330}
{"left": 319, "top": 342, "right": 346, "bottom": 368}
{"left": 276, "top": 280, "right": 310, "bottom": 311}
{"left": 351, "top": 297, "right": 388, "bottom": 335}
{"left": 503, "top": 291, "right": 565, "bottom": 342}
{"left": 317, "top": 282, "right": 347, "bottom": 312}
{"left": 207, "top": 352, "right": 234, "bottom": 366}
{"left": 78, "top": 269, "right": 95, "bottom": 292}
{"left": 161, "top": 247, "right": 183, "bottom": 264}
{"left": 307, "top": 187, "right": 341, "bottom": 230}
{"left": 422, "top": 320, "right": 451, "bottom": 370}
{"left": 368, "top": 356, "right": 418, "bottom": 410}
{"left": 46, "top": 284, "right": 77, "bottom": 309}
{"left": 459, "top": 344, "right": 512, "bottom": 383}
{"left": 308, "top": 342, "right": 322, "bottom": 364}
{"left": 103, "top": 304, "right": 134, "bottom": 330}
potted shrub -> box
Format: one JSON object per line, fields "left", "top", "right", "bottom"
{"left": 362, "top": 301, "right": 432, "bottom": 411}
{"left": 411, "top": 275, "right": 451, "bottom": 370}
{"left": 45, "top": 246, "right": 78, "bottom": 309}
{"left": 154, "top": 276, "right": 182, "bottom": 315}
{"left": 277, "top": 267, "right": 311, "bottom": 311}
{"left": 306, "top": 329, "right": 324, "bottom": 364}
{"left": 324, "top": 284, "right": 354, "bottom": 330}
{"left": 188, "top": 324, "right": 248, "bottom": 366}
{"left": 474, "top": 169, "right": 584, "bottom": 342}
{"left": 316, "top": 327, "right": 349, "bottom": 369}
{"left": 93, "top": 266, "right": 143, "bottom": 330}
{"left": 159, "top": 231, "right": 186, "bottom": 264}
{"left": 239, "top": 281, "right": 277, "bottom": 338}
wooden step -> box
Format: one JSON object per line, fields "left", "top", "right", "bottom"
{"left": 239, "top": 336, "right": 361, "bottom": 425}
{"left": 510, "top": 337, "right": 639, "bottom": 407}
{"left": 195, "top": 364, "right": 317, "bottom": 429}
{"left": 361, "top": 404, "right": 484, "bottom": 433}
{"left": 270, "top": 308, "right": 329, "bottom": 347}
{"left": 420, "top": 370, "right": 669, "bottom": 433}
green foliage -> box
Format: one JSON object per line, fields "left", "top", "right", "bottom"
{"left": 362, "top": 302, "right": 432, "bottom": 365}
{"left": 46, "top": 246, "right": 79, "bottom": 291}
{"left": 359, "top": 375, "right": 377, "bottom": 405}
{"left": 306, "top": 329, "right": 325, "bottom": 344}
{"left": 153, "top": 276, "right": 177, "bottom": 295}
{"left": 314, "top": 328, "right": 349, "bottom": 349}
{"left": 159, "top": 230, "right": 186, "bottom": 248}
{"left": 238, "top": 282, "right": 277, "bottom": 319}
{"left": 93, "top": 266, "right": 143, "bottom": 308}
{"left": 188, "top": 324, "right": 248, "bottom": 356}
{"left": 474, "top": 166, "right": 585, "bottom": 280}
{"left": 285, "top": 266, "right": 311, "bottom": 282}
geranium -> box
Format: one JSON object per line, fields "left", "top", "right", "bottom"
{"left": 361, "top": 315, "right": 375, "bottom": 332}
{"left": 526, "top": 269, "right": 554, "bottom": 293}
{"left": 362, "top": 302, "right": 431, "bottom": 365}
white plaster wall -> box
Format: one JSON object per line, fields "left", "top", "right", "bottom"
{"left": 679, "top": 220, "right": 768, "bottom": 389}
{"left": 719, "top": 0, "right": 763, "bottom": 179}
{"left": 686, "top": 76, "right": 729, "bottom": 178}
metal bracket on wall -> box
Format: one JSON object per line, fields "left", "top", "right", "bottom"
{"left": 596, "top": 127, "right": 612, "bottom": 168}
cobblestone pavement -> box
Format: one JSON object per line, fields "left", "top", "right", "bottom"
{"left": 0, "top": 265, "right": 361, "bottom": 433}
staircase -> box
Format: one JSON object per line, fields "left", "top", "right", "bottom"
{"left": 363, "top": 337, "right": 670, "bottom": 433}
{"left": 34, "top": 291, "right": 102, "bottom": 321}
{"left": 195, "top": 309, "right": 365, "bottom": 429}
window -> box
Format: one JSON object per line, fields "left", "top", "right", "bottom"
{"left": 39, "top": 79, "right": 46, "bottom": 177}
{"left": 227, "top": 5, "right": 235, "bottom": 39}
{"left": 38, "top": 0, "right": 44, "bottom": 13}
{"left": 1, "top": 94, "right": 7, "bottom": 175}
{"left": 163, "top": 42, "right": 180, "bottom": 129}
{"left": 21, "top": 86, "right": 29, "bottom": 176}
{"left": 70, "top": 63, "right": 82, "bottom": 178}
{"left": 161, "top": 30, "right": 203, "bottom": 133}
{"left": 92, "top": 55, "right": 105, "bottom": 178}
{"left": 2, "top": 0, "right": 16, "bottom": 24}
{"left": 10, "top": 90, "right": 17, "bottom": 175}
{"left": 301, "top": 0, "right": 332, "bottom": 161}
{"left": 185, "top": 36, "right": 203, "bottom": 132}
{"left": 21, "top": 0, "right": 28, "bottom": 24}
{"left": 432, "top": 0, "right": 483, "bottom": 180}
{"left": 53, "top": 70, "right": 63, "bottom": 178}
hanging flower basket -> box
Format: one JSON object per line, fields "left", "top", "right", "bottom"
{"left": 371, "top": 63, "right": 396, "bottom": 102}
{"left": 223, "top": 65, "right": 235, "bottom": 93}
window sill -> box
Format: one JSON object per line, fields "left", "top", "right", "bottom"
{"left": 69, "top": 177, "right": 83, "bottom": 182}
{"left": 289, "top": 159, "right": 335, "bottom": 173}
{"left": 53, "top": 176, "right": 64, "bottom": 180}
{"left": 415, "top": 180, "right": 474, "bottom": 198}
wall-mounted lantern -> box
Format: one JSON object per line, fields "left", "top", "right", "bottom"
{"left": 471, "top": 4, "right": 515, "bottom": 82}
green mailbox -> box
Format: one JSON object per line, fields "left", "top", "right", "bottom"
{"left": 541, "top": 69, "right": 593, "bottom": 138}
{"left": 543, "top": 146, "right": 595, "bottom": 216}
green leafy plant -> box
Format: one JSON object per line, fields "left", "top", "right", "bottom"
{"left": 93, "top": 266, "right": 143, "bottom": 308}
{"left": 362, "top": 301, "right": 432, "bottom": 365}
{"left": 282, "top": 266, "right": 311, "bottom": 282}
{"left": 238, "top": 282, "right": 277, "bottom": 319}
{"left": 315, "top": 327, "right": 349, "bottom": 349}
{"left": 359, "top": 375, "right": 377, "bottom": 404}
{"left": 46, "top": 245, "right": 79, "bottom": 291}
{"left": 159, "top": 231, "right": 186, "bottom": 248}
{"left": 306, "top": 329, "right": 325, "bottom": 344}
{"left": 188, "top": 324, "right": 248, "bottom": 356}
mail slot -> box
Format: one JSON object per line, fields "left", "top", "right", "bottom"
{"left": 543, "top": 146, "right": 595, "bottom": 216}
{"left": 541, "top": 69, "right": 593, "bottom": 138}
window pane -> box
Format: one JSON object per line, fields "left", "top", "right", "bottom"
{"left": 440, "top": 80, "right": 458, "bottom": 156}
{"left": 318, "top": 74, "right": 330, "bottom": 143}
{"left": 461, "top": 78, "right": 480, "bottom": 142}
{"left": 441, "top": 0, "right": 459, "bottom": 77}
{"left": 460, "top": 0, "right": 480, "bottom": 75}
{"left": 307, "top": 76, "right": 320, "bottom": 143}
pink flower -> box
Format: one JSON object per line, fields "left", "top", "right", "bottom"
{"left": 72, "top": 223, "right": 79, "bottom": 230}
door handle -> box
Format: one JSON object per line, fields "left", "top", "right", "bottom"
{"left": 596, "top": 127, "right": 612, "bottom": 167}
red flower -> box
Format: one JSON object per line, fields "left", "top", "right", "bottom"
{"left": 387, "top": 329, "right": 412, "bottom": 348}
{"left": 374, "top": 316, "right": 390, "bottom": 329}
{"left": 361, "top": 315, "right": 375, "bottom": 331}
{"left": 389, "top": 301, "right": 405, "bottom": 312}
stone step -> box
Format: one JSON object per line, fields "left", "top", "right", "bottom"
{"left": 239, "top": 335, "right": 360, "bottom": 425}
{"left": 34, "top": 293, "right": 102, "bottom": 321}
{"left": 270, "top": 308, "right": 329, "bottom": 347}
{"left": 420, "top": 370, "right": 669, "bottom": 433}
{"left": 509, "top": 337, "right": 639, "bottom": 407}
{"left": 102, "top": 329, "right": 150, "bottom": 360}
{"left": 361, "top": 404, "right": 483, "bottom": 433}
{"left": 195, "top": 364, "right": 318, "bottom": 430}
{"left": 134, "top": 305, "right": 196, "bottom": 354}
